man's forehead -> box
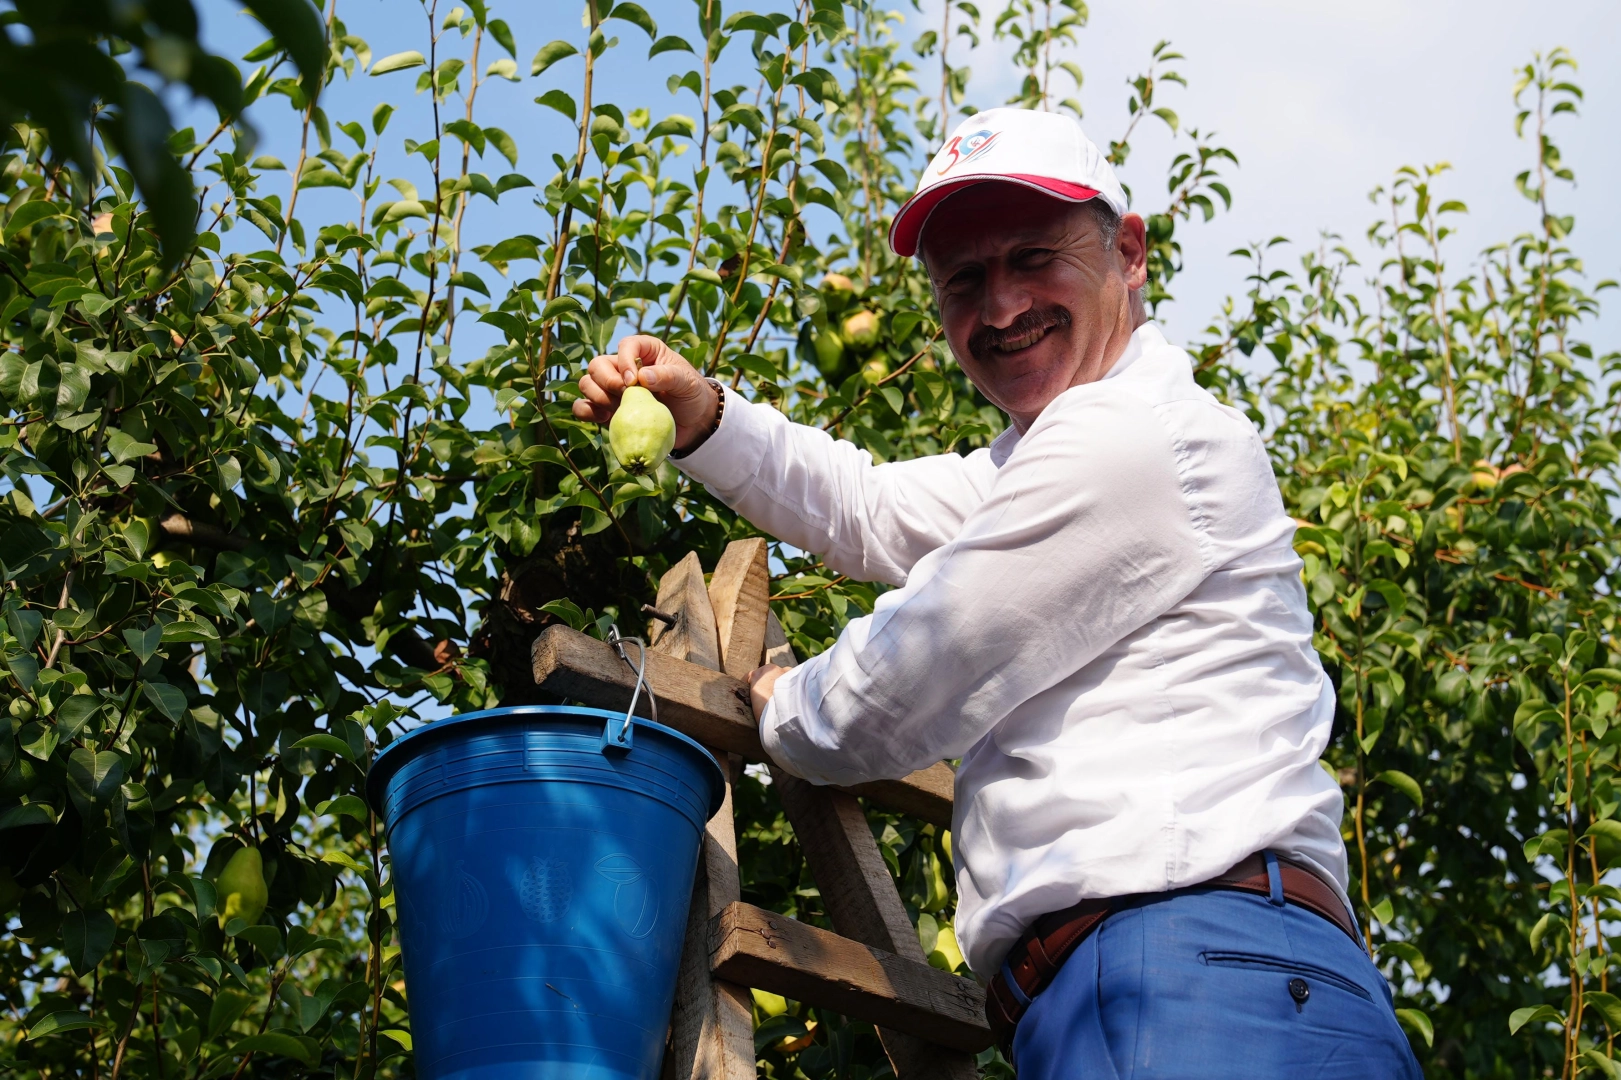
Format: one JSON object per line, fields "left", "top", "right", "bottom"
{"left": 921, "top": 189, "right": 1088, "bottom": 267}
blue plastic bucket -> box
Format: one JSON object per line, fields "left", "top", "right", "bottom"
{"left": 367, "top": 705, "right": 725, "bottom": 1080}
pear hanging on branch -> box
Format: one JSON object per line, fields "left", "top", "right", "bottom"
{"left": 217, "top": 845, "right": 269, "bottom": 929}
{"left": 611, "top": 385, "right": 676, "bottom": 476}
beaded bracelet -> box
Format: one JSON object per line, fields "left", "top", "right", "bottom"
{"left": 669, "top": 378, "right": 726, "bottom": 459}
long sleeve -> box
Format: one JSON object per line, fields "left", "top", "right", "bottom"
{"left": 674, "top": 386, "right": 1001, "bottom": 586}
{"left": 759, "top": 381, "right": 1210, "bottom": 786}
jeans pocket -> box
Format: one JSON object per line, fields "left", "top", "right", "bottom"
{"left": 1200, "top": 951, "right": 1374, "bottom": 1003}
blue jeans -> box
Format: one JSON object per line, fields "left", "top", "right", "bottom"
{"left": 1010, "top": 885, "right": 1423, "bottom": 1078}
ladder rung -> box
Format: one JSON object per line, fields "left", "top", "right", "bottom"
{"left": 708, "top": 901, "right": 992, "bottom": 1053}
{"left": 532, "top": 625, "right": 955, "bottom": 827}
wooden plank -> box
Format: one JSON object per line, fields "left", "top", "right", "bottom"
{"left": 708, "top": 537, "right": 771, "bottom": 680}
{"left": 532, "top": 624, "right": 955, "bottom": 828}
{"left": 710, "top": 902, "right": 991, "bottom": 1054}
{"left": 649, "top": 550, "right": 722, "bottom": 671}
{"left": 763, "top": 616, "right": 981, "bottom": 1079}
{"left": 667, "top": 758, "right": 757, "bottom": 1080}
{"left": 654, "top": 556, "right": 756, "bottom": 1080}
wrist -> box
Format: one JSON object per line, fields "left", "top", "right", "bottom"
{"left": 672, "top": 379, "right": 725, "bottom": 457}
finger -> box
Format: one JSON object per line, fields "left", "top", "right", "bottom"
{"left": 578, "top": 374, "right": 613, "bottom": 409}
{"left": 571, "top": 398, "right": 610, "bottom": 423}
{"left": 616, "top": 336, "right": 664, "bottom": 383}
{"left": 585, "top": 353, "right": 627, "bottom": 394}
{"left": 617, "top": 334, "right": 678, "bottom": 378}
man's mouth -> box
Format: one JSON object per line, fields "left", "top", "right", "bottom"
{"left": 992, "top": 323, "right": 1054, "bottom": 353}
{"left": 970, "top": 306, "right": 1072, "bottom": 362}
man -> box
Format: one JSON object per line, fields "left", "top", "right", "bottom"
{"left": 574, "top": 108, "right": 1421, "bottom": 1077}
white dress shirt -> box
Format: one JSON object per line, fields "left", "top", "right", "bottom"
{"left": 675, "top": 321, "right": 1349, "bottom": 976}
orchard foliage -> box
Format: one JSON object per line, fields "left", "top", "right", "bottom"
{"left": 0, "top": 0, "right": 1610, "bottom": 1077}
{"left": 1199, "top": 49, "right": 1621, "bottom": 1077}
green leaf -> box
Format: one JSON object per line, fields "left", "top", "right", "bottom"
{"left": 141, "top": 681, "right": 188, "bottom": 723}
{"left": 649, "top": 35, "right": 694, "bottom": 58}
{"left": 1508, "top": 1004, "right": 1562, "bottom": 1035}
{"left": 1583, "top": 1050, "right": 1621, "bottom": 1080}
{"left": 484, "top": 126, "right": 519, "bottom": 167}
{"left": 1394, "top": 1008, "right": 1433, "bottom": 1047}
{"left": 0, "top": 802, "right": 57, "bottom": 830}
{"left": 1585, "top": 991, "right": 1621, "bottom": 1031}
{"left": 316, "top": 795, "right": 370, "bottom": 821}
{"left": 531, "top": 40, "right": 579, "bottom": 76}
{"left": 607, "top": 2, "right": 657, "bottom": 38}
{"left": 293, "top": 733, "right": 356, "bottom": 759}
{"left": 27, "top": 1011, "right": 101, "bottom": 1040}
{"left": 1370, "top": 897, "right": 1394, "bottom": 924}
{"left": 107, "top": 428, "right": 158, "bottom": 464}
{"left": 238, "top": 0, "right": 329, "bottom": 94}
{"left": 647, "top": 115, "right": 697, "bottom": 140}
{"left": 5, "top": 200, "right": 67, "bottom": 240}
{"left": 1371, "top": 769, "right": 1423, "bottom": 812}
{"left": 61, "top": 909, "right": 115, "bottom": 974}
{"left": 535, "top": 89, "right": 576, "bottom": 121}
{"left": 449, "top": 270, "right": 490, "bottom": 296}
{"left": 371, "top": 50, "right": 427, "bottom": 75}
{"left": 487, "top": 18, "right": 517, "bottom": 58}
{"left": 379, "top": 1029, "right": 413, "bottom": 1051}
{"left": 230, "top": 1031, "right": 315, "bottom": 1065}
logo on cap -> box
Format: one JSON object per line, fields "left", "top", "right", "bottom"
{"left": 936, "top": 129, "right": 999, "bottom": 176}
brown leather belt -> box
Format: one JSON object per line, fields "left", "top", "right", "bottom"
{"left": 985, "top": 852, "right": 1360, "bottom": 1052}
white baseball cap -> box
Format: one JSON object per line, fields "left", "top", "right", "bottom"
{"left": 889, "top": 108, "right": 1130, "bottom": 258}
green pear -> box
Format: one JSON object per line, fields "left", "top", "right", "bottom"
{"left": 813, "top": 327, "right": 848, "bottom": 378}
{"left": 610, "top": 385, "right": 676, "bottom": 476}
{"left": 843, "top": 310, "right": 880, "bottom": 350}
{"left": 217, "top": 846, "right": 269, "bottom": 929}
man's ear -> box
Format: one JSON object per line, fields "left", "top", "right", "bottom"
{"left": 1118, "top": 213, "right": 1149, "bottom": 291}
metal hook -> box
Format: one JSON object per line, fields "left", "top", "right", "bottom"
{"left": 604, "top": 624, "right": 657, "bottom": 754}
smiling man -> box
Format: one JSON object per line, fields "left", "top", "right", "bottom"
{"left": 573, "top": 108, "right": 1421, "bottom": 1078}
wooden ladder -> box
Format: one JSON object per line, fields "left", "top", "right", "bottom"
{"left": 531, "top": 539, "right": 988, "bottom": 1079}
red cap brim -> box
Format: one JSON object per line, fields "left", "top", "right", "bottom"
{"left": 888, "top": 174, "right": 1104, "bottom": 257}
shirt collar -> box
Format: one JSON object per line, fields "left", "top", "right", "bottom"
{"left": 987, "top": 321, "right": 1166, "bottom": 467}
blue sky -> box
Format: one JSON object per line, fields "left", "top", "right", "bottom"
{"left": 182, "top": 0, "right": 1618, "bottom": 365}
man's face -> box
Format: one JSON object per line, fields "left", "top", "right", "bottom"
{"left": 921, "top": 185, "right": 1149, "bottom": 431}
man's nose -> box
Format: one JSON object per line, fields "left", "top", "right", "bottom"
{"left": 979, "top": 262, "right": 1033, "bottom": 329}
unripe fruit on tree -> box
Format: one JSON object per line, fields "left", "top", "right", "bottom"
{"left": 217, "top": 846, "right": 269, "bottom": 929}
{"left": 610, "top": 385, "right": 676, "bottom": 476}
{"left": 922, "top": 851, "right": 950, "bottom": 912}
{"left": 929, "top": 924, "right": 966, "bottom": 972}
{"left": 843, "top": 310, "right": 879, "bottom": 350}
{"left": 821, "top": 272, "right": 857, "bottom": 314}
{"left": 813, "top": 328, "right": 848, "bottom": 378}
{"left": 861, "top": 357, "right": 889, "bottom": 385}
{"left": 1469, "top": 458, "right": 1500, "bottom": 492}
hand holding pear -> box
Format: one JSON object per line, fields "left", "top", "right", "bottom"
{"left": 573, "top": 336, "right": 721, "bottom": 465}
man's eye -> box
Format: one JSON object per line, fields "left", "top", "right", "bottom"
{"left": 1015, "top": 248, "right": 1055, "bottom": 264}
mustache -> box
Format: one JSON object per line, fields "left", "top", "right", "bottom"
{"left": 967, "top": 306, "right": 1073, "bottom": 361}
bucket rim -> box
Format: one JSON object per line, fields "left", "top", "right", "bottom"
{"left": 364, "top": 704, "right": 726, "bottom": 817}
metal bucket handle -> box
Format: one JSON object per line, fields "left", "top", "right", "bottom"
{"left": 603, "top": 624, "right": 657, "bottom": 755}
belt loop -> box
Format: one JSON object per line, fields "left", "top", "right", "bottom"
{"left": 999, "top": 960, "right": 1033, "bottom": 1008}
{"left": 1264, "top": 850, "right": 1285, "bottom": 906}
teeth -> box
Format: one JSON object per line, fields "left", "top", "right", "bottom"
{"left": 997, "top": 325, "right": 1048, "bottom": 352}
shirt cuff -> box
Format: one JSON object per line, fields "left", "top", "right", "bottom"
{"left": 671, "top": 384, "right": 777, "bottom": 498}
{"left": 759, "top": 661, "right": 811, "bottom": 777}
{"left": 759, "top": 654, "right": 856, "bottom": 786}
